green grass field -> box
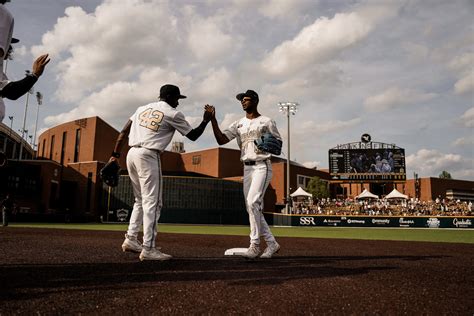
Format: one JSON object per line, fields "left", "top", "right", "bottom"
{"left": 9, "top": 223, "right": 474, "bottom": 244}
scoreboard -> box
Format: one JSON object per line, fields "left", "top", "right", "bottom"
{"left": 329, "top": 148, "right": 406, "bottom": 181}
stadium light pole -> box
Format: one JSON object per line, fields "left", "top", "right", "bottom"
{"left": 33, "top": 92, "right": 43, "bottom": 153}
{"left": 8, "top": 116, "right": 13, "bottom": 137}
{"left": 19, "top": 70, "right": 34, "bottom": 160}
{"left": 278, "top": 102, "right": 298, "bottom": 214}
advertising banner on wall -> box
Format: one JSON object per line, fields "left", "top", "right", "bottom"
{"left": 269, "top": 214, "right": 473, "bottom": 229}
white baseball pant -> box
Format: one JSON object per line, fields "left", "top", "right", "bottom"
{"left": 243, "top": 160, "right": 276, "bottom": 246}
{"left": 126, "top": 147, "right": 163, "bottom": 249}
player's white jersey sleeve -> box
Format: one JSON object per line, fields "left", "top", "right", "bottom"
{"left": 170, "top": 111, "right": 193, "bottom": 136}
{"left": 0, "top": 6, "right": 13, "bottom": 61}
{"left": 223, "top": 119, "right": 241, "bottom": 146}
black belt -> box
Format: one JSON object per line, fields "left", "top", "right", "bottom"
{"left": 244, "top": 159, "right": 268, "bottom": 166}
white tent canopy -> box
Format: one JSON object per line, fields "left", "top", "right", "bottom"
{"left": 290, "top": 187, "right": 312, "bottom": 197}
{"left": 385, "top": 189, "right": 408, "bottom": 199}
{"left": 355, "top": 189, "right": 379, "bottom": 199}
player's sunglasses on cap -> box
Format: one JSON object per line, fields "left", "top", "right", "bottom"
{"left": 236, "top": 89, "right": 259, "bottom": 102}
{"left": 160, "top": 84, "right": 187, "bottom": 99}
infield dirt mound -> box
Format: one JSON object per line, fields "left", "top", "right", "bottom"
{"left": 0, "top": 227, "right": 473, "bottom": 315}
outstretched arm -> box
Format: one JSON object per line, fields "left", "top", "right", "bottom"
{"left": 185, "top": 107, "right": 212, "bottom": 141}
{"left": 206, "top": 105, "right": 230, "bottom": 145}
{"left": 1, "top": 54, "right": 50, "bottom": 100}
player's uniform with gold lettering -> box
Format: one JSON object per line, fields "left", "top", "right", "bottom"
{"left": 223, "top": 115, "right": 282, "bottom": 248}
{"left": 126, "top": 100, "right": 192, "bottom": 249}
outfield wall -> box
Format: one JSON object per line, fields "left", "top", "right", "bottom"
{"left": 101, "top": 176, "right": 248, "bottom": 225}
{"left": 266, "top": 213, "right": 474, "bottom": 229}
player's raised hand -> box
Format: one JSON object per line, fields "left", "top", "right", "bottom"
{"left": 204, "top": 104, "right": 216, "bottom": 118}
{"left": 32, "top": 54, "right": 51, "bottom": 77}
{"left": 204, "top": 104, "right": 215, "bottom": 121}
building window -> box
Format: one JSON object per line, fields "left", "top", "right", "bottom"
{"left": 74, "top": 129, "right": 81, "bottom": 162}
{"left": 60, "top": 131, "right": 67, "bottom": 165}
{"left": 49, "top": 135, "right": 55, "bottom": 160}
{"left": 297, "top": 175, "right": 312, "bottom": 189}
{"left": 192, "top": 155, "right": 201, "bottom": 165}
{"left": 42, "top": 139, "right": 46, "bottom": 157}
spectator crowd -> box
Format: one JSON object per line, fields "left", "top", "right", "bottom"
{"left": 290, "top": 197, "right": 473, "bottom": 217}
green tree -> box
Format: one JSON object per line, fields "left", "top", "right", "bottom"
{"left": 306, "top": 176, "right": 330, "bottom": 199}
{"left": 439, "top": 170, "right": 452, "bottom": 179}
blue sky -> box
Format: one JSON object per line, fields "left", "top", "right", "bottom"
{"left": 3, "top": 0, "right": 473, "bottom": 179}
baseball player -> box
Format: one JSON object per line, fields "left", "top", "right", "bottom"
{"left": 0, "top": 0, "right": 14, "bottom": 123}
{"left": 0, "top": 1, "right": 50, "bottom": 123}
{"left": 110, "top": 84, "right": 212, "bottom": 261}
{"left": 206, "top": 89, "right": 282, "bottom": 259}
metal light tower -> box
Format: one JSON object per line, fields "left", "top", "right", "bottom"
{"left": 33, "top": 92, "right": 43, "bottom": 152}
{"left": 278, "top": 102, "right": 298, "bottom": 214}
{"left": 19, "top": 70, "right": 34, "bottom": 160}
{"left": 8, "top": 116, "right": 13, "bottom": 137}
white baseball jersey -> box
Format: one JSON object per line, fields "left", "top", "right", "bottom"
{"left": 223, "top": 115, "right": 282, "bottom": 162}
{"left": 128, "top": 100, "right": 193, "bottom": 151}
{"left": 0, "top": 5, "right": 13, "bottom": 123}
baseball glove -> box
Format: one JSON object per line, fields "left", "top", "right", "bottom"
{"left": 254, "top": 133, "right": 282, "bottom": 156}
{"left": 100, "top": 160, "right": 120, "bottom": 187}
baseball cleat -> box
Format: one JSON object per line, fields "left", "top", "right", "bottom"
{"left": 241, "top": 244, "right": 260, "bottom": 259}
{"left": 122, "top": 234, "right": 143, "bottom": 253}
{"left": 260, "top": 242, "right": 280, "bottom": 259}
{"left": 139, "top": 248, "right": 172, "bottom": 261}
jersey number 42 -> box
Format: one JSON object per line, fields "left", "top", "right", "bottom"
{"left": 138, "top": 108, "right": 164, "bottom": 132}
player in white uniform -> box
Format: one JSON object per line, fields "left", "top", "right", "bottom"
{"left": 110, "top": 84, "right": 212, "bottom": 261}
{"left": 206, "top": 89, "right": 282, "bottom": 259}
{"left": 0, "top": 0, "right": 14, "bottom": 123}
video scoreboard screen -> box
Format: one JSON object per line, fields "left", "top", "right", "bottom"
{"left": 329, "top": 148, "right": 406, "bottom": 181}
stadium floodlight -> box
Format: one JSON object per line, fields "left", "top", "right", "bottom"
{"left": 19, "top": 70, "right": 34, "bottom": 160}
{"left": 278, "top": 102, "right": 299, "bottom": 214}
{"left": 33, "top": 92, "right": 43, "bottom": 152}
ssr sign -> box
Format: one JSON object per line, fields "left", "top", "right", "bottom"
{"left": 300, "top": 217, "right": 316, "bottom": 226}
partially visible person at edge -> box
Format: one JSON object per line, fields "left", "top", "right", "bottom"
{"left": 0, "top": 0, "right": 50, "bottom": 123}
{"left": 1, "top": 193, "right": 14, "bottom": 226}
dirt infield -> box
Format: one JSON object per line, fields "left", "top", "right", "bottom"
{"left": 0, "top": 228, "right": 473, "bottom": 315}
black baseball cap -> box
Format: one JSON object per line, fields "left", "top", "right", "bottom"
{"left": 159, "top": 84, "right": 187, "bottom": 99}
{"left": 236, "top": 89, "right": 259, "bottom": 102}
{"left": 11, "top": 38, "right": 19, "bottom": 44}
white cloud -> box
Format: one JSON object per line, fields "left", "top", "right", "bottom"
{"left": 454, "top": 73, "right": 474, "bottom": 95}
{"left": 364, "top": 87, "right": 437, "bottom": 112}
{"left": 302, "top": 161, "right": 322, "bottom": 169}
{"left": 32, "top": 1, "right": 180, "bottom": 102}
{"left": 196, "top": 67, "right": 232, "bottom": 99}
{"left": 258, "top": 0, "right": 313, "bottom": 19}
{"left": 187, "top": 16, "right": 235, "bottom": 61}
{"left": 452, "top": 136, "right": 474, "bottom": 147}
{"left": 448, "top": 53, "right": 474, "bottom": 95}
{"left": 261, "top": 3, "right": 398, "bottom": 76}
{"left": 261, "top": 12, "right": 369, "bottom": 76}
{"left": 460, "top": 107, "right": 474, "bottom": 128}
{"left": 448, "top": 52, "right": 474, "bottom": 72}
{"left": 44, "top": 67, "right": 193, "bottom": 129}
{"left": 406, "top": 149, "right": 473, "bottom": 180}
